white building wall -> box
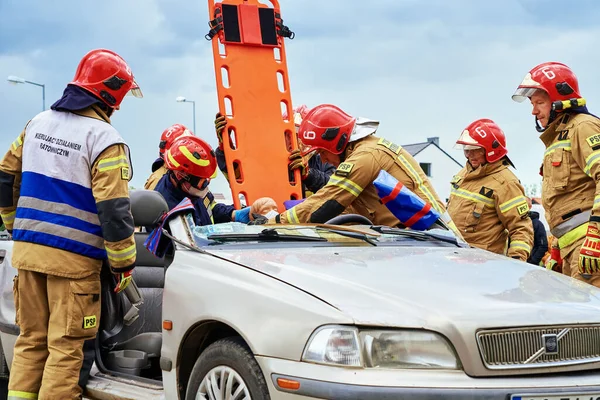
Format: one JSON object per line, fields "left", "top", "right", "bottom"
{"left": 411, "top": 145, "right": 464, "bottom": 203}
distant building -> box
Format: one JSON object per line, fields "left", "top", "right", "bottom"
{"left": 402, "top": 137, "right": 463, "bottom": 202}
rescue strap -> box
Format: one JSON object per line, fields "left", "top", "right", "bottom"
{"left": 205, "top": 3, "right": 294, "bottom": 43}
{"left": 551, "top": 209, "right": 591, "bottom": 238}
{"left": 373, "top": 170, "right": 440, "bottom": 231}
{"left": 557, "top": 223, "right": 588, "bottom": 249}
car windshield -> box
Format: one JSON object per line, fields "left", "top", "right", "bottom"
{"left": 188, "top": 221, "right": 465, "bottom": 249}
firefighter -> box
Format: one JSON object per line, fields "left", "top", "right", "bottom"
{"left": 214, "top": 104, "right": 336, "bottom": 197}
{"left": 0, "top": 49, "right": 141, "bottom": 399}
{"left": 447, "top": 119, "right": 533, "bottom": 261}
{"left": 144, "top": 124, "right": 194, "bottom": 190}
{"left": 153, "top": 135, "right": 255, "bottom": 225}
{"left": 512, "top": 62, "right": 600, "bottom": 287}
{"left": 258, "top": 104, "right": 451, "bottom": 226}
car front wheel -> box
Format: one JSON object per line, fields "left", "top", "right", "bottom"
{"left": 185, "top": 337, "right": 270, "bottom": 400}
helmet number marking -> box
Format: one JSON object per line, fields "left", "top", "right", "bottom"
{"left": 303, "top": 131, "right": 316, "bottom": 140}
{"left": 541, "top": 67, "right": 556, "bottom": 80}
{"left": 475, "top": 126, "right": 487, "bottom": 138}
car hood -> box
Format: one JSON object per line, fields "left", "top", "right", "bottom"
{"left": 206, "top": 246, "right": 600, "bottom": 330}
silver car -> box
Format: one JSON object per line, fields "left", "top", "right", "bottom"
{"left": 1, "top": 190, "right": 600, "bottom": 400}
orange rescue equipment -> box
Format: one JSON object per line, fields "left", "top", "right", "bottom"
{"left": 206, "top": 0, "right": 301, "bottom": 210}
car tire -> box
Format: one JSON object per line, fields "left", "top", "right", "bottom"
{"left": 185, "top": 337, "right": 270, "bottom": 400}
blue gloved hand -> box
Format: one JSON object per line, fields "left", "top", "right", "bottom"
{"left": 234, "top": 207, "right": 251, "bottom": 223}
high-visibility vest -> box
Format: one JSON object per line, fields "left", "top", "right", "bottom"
{"left": 13, "top": 110, "right": 131, "bottom": 259}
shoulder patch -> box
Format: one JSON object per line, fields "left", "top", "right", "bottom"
{"left": 450, "top": 174, "right": 462, "bottom": 188}
{"left": 557, "top": 130, "right": 570, "bottom": 141}
{"left": 83, "top": 315, "right": 97, "bottom": 329}
{"left": 377, "top": 138, "right": 401, "bottom": 154}
{"left": 479, "top": 186, "right": 494, "bottom": 198}
{"left": 516, "top": 203, "right": 529, "bottom": 217}
{"left": 586, "top": 134, "right": 600, "bottom": 150}
{"left": 335, "top": 162, "right": 355, "bottom": 177}
{"left": 120, "top": 166, "right": 130, "bottom": 181}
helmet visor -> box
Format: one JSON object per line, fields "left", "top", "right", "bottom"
{"left": 454, "top": 129, "right": 482, "bottom": 150}
{"left": 512, "top": 87, "right": 541, "bottom": 103}
{"left": 128, "top": 80, "right": 143, "bottom": 98}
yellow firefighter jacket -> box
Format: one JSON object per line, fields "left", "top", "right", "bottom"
{"left": 447, "top": 160, "right": 533, "bottom": 260}
{"left": 273, "top": 135, "right": 447, "bottom": 226}
{"left": 0, "top": 106, "right": 136, "bottom": 279}
{"left": 540, "top": 112, "right": 600, "bottom": 248}
{"left": 144, "top": 165, "right": 167, "bottom": 190}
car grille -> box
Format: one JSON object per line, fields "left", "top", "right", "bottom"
{"left": 476, "top": 325, "right": 600, "bottom": 369}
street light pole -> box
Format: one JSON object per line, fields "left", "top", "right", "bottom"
{"left": 176, "top": 96, "right": 196, "bottom": 134}
{"left": 7, "top": 76, "right": 46, "bottom": 111}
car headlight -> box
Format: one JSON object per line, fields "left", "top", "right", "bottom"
{"left": 302, "top": 326, "right": 362, "bottom": 367}
{"left": 302, "top": 326, "right": 459, "bottom": 369}
{"left": 361, "top": 330, "right": 459, "bottom": 369}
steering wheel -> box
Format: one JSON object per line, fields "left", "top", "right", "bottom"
{"left": 325, "top": 214, "right": 374, "bottom": 226}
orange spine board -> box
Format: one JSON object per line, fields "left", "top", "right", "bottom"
{"left": 208, "top": 0, "right": 302, "bottom": 211}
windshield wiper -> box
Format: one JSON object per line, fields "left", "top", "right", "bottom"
{"left": 370, "top": 226, "right": 461, "bottom": 246}
{"left": 315, "top": 226, "right": 378, "bottom": 246}
{"left": 207, "top": 228, "right": 327, "bottom": 242}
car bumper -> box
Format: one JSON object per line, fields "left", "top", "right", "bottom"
{"left": 256, "top": 356, "right": 600, "bottom": 400}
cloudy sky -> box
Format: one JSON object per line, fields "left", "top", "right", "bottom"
{"left": 1, "top": 0, "right": 599, "bottom": 198}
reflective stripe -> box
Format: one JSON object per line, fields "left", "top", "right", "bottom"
{"left": 499, "top": 195, "right": 527, "bottom": 213}
{"left": 544, "top": 140, "right": 571, "bottom": 156}
{"left": 11, "top": 136, "right": 23, "bottom": 150}
{"left": 180, "top": 146, "right": 210, "bottom": 166}
{"left": 0, "top": 210, "right": 16, "bottom": 224}
{"left": 558, "top": 223, "right": 588, "bottom": 249}
{"left": 18, "top": 196, "right": 100, "bottom": 225}
{"left": 450, "top": 187, "right": 494, "bottom": 207}
{"left": 97, "top": 156, "right": 129, "bottom": 172}
{"left": 20, "top": 172, "right": 98, "bottom": 214}
{"left": 204, "top": 197, "right": 215, "bottom": 224}
{"left": 14, "top": 218, "right": 104, "bottom": 249}
{"left": 7, "top": 390, "right": 38, "bottom": 399}
{"left": 167, "top": 151, "right": 180, "bottom": 168}
{"left": 327, "top": 175, "right": 363, "bottom": 197}
{"left": 107, "top": 244, "right": 136, "bottom": 262}
{"left": 286, "top": 207, "right": 300, "bottom": 224}
{"left": 584, "top": 151, "right": 600, "bottom": 176}
{"left": 397, "top": 155, "right": 440, "bottom": 210}
{"left": 509, "top": 240, "right": 531, "bottom": 253}
{"left": 551, "top": 210, "right": 591, "bottom": 238}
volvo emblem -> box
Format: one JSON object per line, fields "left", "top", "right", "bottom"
{"left": 524, "top": 328, "right": 570, "bottom": 364}
{"left": 542, "top": 333, "right": 559, "bottom": 355}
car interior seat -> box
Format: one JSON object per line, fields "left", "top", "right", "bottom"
{"left": 100, "top": 189, "right": 171, "bottom": 380}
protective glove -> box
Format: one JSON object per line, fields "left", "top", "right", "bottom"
{"left": 248, "top": 215, "right": 269, "bottom": 225}
{"left": 233, "top": 207, "right": 251, "bottom": 224}
{"left": 114, "top": 271, "right": 133, "bottom": 294}
{"left": 545, "top": 247, "right": 562, "bottom": 273}
{"left": 579, "top": 223, "right": 600, "bottom": 274}
{"left": 288, "top": 149, "right": 309, "bottom": 180}
{"left": 214, "top": 112, "right": 227, "bottom": 150}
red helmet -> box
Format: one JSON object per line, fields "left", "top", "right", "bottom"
{"left": 164, "top": 136, "right": 217, "bottom": 189}
{"left": 70, "top": 49, "right": 142, "bottom": 109}
{"left": 512, "top": 62, "right": 581, "bottom": 103}
{"left": 159, "top": 124, "right": 193, "bottom": 159}
{"left": 298, "top": 104, "right": 356, "bottom": 155}
{"left": 455, "top": 119, "right": 508, "bottom": 163}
